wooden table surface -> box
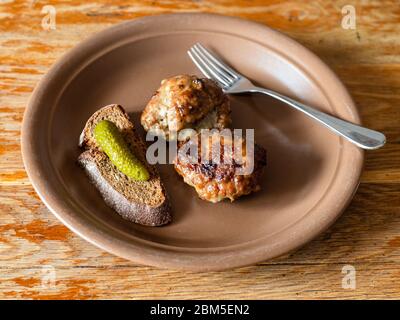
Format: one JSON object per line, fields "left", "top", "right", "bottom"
{"left": 1, "top": 0, "right": 399, "bottom": 300}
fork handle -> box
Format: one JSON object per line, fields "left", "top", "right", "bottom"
{"left": 251, "top": 87, "right": 386, "bottom": 150}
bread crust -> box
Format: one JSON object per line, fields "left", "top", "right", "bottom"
{"left": 78, "top": 150, "right": 171, "bottom": 226}
{"left": 78, "top": 104, "right": 172, "bottom": 226}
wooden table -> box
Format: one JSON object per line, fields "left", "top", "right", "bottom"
{"left": 1, "top": 0, "right": 399, "bottom": 299}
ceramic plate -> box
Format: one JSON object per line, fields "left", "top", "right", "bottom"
{"left": 22, "top": 13, "right": 363, "bottom": 271}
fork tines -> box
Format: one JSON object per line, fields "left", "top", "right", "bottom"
{"left": 187, "top": 43, "right": 240, "bottom": 88}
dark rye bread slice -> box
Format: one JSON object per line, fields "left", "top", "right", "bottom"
{"left": 78, "top": 104, "right": 171, "bottom": 226}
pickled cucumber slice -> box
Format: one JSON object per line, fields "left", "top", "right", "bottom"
{"left": 94, "top": 120, "right": 150, "bottom": 181}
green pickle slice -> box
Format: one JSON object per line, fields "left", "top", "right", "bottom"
{"left": 94, "top": 120, "right": 150, "bottom": 181}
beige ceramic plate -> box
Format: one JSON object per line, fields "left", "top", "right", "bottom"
{"left": 22, "top": 13, "right": 363, "bottom": 271}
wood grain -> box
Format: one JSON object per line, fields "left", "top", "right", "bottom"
{"left": 0, "top": 0, "right": 399, "bottom": 299}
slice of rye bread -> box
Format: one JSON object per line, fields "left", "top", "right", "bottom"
{"left": 78, "top": 104, "right": 171, "bottom": 226}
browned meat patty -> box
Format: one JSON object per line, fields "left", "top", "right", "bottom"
{"left": 141, "top": 75, "right": 231, "bottom": 140}
{"left": 174, "top": 131, "right": 267, "bottom": 203}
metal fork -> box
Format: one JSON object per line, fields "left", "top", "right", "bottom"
{"left": 188, "top": 43, "right": 386, "bottom": 150}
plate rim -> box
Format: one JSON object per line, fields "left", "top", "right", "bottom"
{"left": 21, "top": 13, "right": 364, "bottom": 271}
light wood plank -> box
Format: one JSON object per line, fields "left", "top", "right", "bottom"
{"left": 0, "top": 0, "right": 399, "bottom": 299}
